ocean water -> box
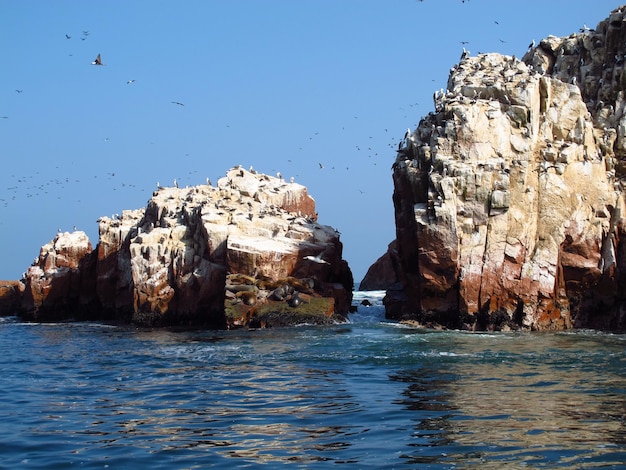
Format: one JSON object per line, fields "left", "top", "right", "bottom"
{"left": 1, "top": 291, "right": 625, "bottom": 469}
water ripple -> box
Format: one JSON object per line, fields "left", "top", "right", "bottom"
{"left": 1, "top": 314, "right": 625, "bottom": 468}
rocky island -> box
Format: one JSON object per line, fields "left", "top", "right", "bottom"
{"left": 1, "top": 168, "right": 353, "bottom": 328}
{"left": 5, "top": 6, "right": 626, "bottom": 332}
{"left": 376, "top": 5, "right": 626, "bottom": 331}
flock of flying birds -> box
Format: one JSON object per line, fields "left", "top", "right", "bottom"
{"left": 1, "top": 24, "right": 429, "bottom": 215}
{"left": 1, "top": 1, "right": 560, "bottom": 280}
{"left": 1, "top": 1, "right": 508, "bottom": 222}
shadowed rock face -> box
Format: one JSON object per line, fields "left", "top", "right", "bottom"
{"left": 16, "top": 168, "right": 353, "bottom": 327}
{"left": 0, "top": 281, "right": 24, "bottom": 315}
{"left": 387, "top": 6, "right": 626, "bottom": 331}
{"left": 359, "top": 240, "right": 400, "bottom": 291}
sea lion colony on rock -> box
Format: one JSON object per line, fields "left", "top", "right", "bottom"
{"left": 225, "top": 273, "right": 315, "bottom": 308}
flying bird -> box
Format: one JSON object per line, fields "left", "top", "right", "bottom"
{"left": 91, "top": 54, "right": 104, "bottom": 65}
{"left": 304, "top": 251, "right": 330, "bottom": 265}
{"left": 171, "top": 101, "right": 185, "bottom": 106}
{"left": 65, "top": 34, "right": 71, "bottom": 39}
{"left": 126, "top": 79, "right": 135, "bottom": 84}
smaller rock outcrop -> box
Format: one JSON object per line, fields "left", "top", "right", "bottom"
{"left": 0, "top": 281, "right": 23, "bottom": 315}
{"left": 14, "top": 168, "right": 353, "bottom": 328}
{"left": 359, "top": 240, "right": 400, "bottom": 291}
{"left": 21, "top": 231, "right": 99, "bottom": 321}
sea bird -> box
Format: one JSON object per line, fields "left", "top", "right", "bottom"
{"left": 91, "top": 54, "right": 104, "bottom": 65}
{"left": 304, "top": 251, "right": 330, "bottom": 265}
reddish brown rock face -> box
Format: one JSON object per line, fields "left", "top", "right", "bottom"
{"left": 0, "top": 281, "right": 23, "bottom": 315}
{"left": 359, "top": 240, "right": 400, "bottom": 291}
{"left": 386, "top": 6, "right": 626, "bottom": 331}
{"left": 20, "top": 231, "right": 98, "bottom": 321}
{"left": 14, "top": 168, "right": 353, "bottom": 327}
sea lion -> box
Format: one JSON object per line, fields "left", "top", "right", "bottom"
{"left": 236, "top": 290, "right": 257, "bottom": 306}
{"left": 297, "top": 292, "right": 312, "bottom": 304}
{"left": 256, "top": 279, "right": 281, "bottom": 290}
{"left": 225, "top": 284, "right": 258, "bottom": 294}
{"left": 271, "top": 287, "right": 285, "bottom": 301}
{"left": 299, "top": 278, "right": 316, "bottom": 290}
{"left": 284, "top": 277, "right": 314, "bottom": 294}
{"left": 227, "top": 273, "right": 257, "bottom": 285}
{"left": 288, "top": 292, "right": 301, "bottom": 308}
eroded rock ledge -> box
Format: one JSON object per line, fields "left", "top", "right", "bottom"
{"left": 8, "top": 167, "right": 353, "bottom": 328}
{"left": 387, "top": 5, "right": 626, "bottom": 331}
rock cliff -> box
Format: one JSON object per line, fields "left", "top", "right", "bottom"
{"left": 359, "top": 240, "right": 400, "bottom": 291}
{"left": 387, "top": 5, "right": 626, "bottom": 331}
{"left": 16, "top": 168, "right": 353, "bottom": 327}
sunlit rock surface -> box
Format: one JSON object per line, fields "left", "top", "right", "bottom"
{"left": 17, "top": 168, "right": 353, "bottom": 327}
{"left": 386, "top": 6, "right": 626, "bottom": 331}
{"left": 20, "top": 231, "right": 98, "bottom": 321}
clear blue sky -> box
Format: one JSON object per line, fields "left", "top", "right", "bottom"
{"left": 0, "top": 0, "right": 620, "bottom": 281}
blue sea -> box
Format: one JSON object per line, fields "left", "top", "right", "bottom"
{"left": 1, "top": 291, "right": 625, "bottom": 469}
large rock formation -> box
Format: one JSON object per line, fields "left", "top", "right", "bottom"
{"left": 387, "top": 5, "right": 626, "bottom": 331}
{"left": 16, "top": 168, "right": 353, "bottom": 327}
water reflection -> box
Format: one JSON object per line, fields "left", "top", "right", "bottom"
{"left": 58, "top": 356, "right": 364, "bottom": 465}
{"left": 391, "top": 331, "right": 626, "bottom": 467}
{"left": 4, "top": 317, "right": 626, "bottom": 467}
